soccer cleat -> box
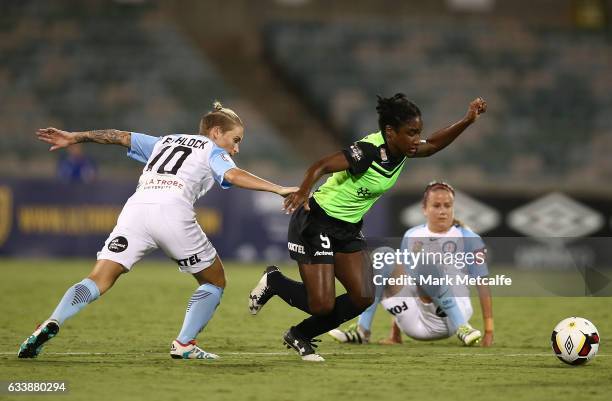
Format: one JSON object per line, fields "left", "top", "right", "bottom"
{"left": 283, "top": 327, "right": 324, "bottom": 362}
{"left": 18, "top": 319, "right": 60, "bottom": 358}
{"left": 456, "top": 323, "right": 482, "bottom": 346}
{"left": 170, "top": 340, "right": 219, "bottom": 360}
{"left": 328, "top": 323, "right": 368, "bottom": 344}
{"left": 248, "top": 265, "right": 278, "bottom": 315}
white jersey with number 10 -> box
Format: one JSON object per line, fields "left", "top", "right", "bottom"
{"left": 126, "top": 133, "right": 236, "bottom": 206}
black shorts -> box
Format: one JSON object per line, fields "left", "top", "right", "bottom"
{"left": 287, "top": 198, "right": 366, "bottom": 264}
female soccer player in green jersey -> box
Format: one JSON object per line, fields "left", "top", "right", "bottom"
{"left": 249, "top": 93, "right": 487, "bottom": 361}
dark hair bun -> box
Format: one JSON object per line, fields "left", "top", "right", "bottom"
{"left": 376, "top": 93, "right": 421, "bottom": 132}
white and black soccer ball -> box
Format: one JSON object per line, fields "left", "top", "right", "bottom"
{"left": 551, "top": 317, "right": 600, "bottom": 365}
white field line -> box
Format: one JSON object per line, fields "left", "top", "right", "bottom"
{"left": 1, "top": 351, "right": 610, "bottom": 357}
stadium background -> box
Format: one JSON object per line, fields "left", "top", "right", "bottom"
{"left": 1, "top": 0, "right": 611, "bottom": 261}
{"left": 1, "top": 1, "right": 612, "bottom": 400}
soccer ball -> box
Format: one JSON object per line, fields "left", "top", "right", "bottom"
{"left": 551, "top": 317, "right": 600, "bottom": 365}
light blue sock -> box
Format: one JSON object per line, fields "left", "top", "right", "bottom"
{"left": 361, "top": 246, "right": 394, "bottom": 331}
{"left": 432, "top": 288, "right": 467, "bottom": 333}
{"left": 416, "top": 265, "right": 467, "bottom": 333}
{"left": 357, "top": 298, "right": 379, "bottom": 331}
{"left": 50, "top": 278, "right": 100, "bottom": 325}
{"left": 176, "top": 283, "right": 223, "bottom": 344}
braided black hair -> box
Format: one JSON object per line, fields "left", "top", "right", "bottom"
{"left": 376, "top": 93, "right": 421, "bottom": 133}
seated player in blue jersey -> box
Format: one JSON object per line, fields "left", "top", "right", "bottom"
{"left": 329, "top": 182, "right": 494, "bottom": 347}
{"left": 19, "top": 102, "right": 297, "bottom": 360}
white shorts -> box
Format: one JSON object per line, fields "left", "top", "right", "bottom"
{"left": 381, "top": 286, "right": 473, "bottom": 340}
{"left": 97, "top": 202, "right": 217, "bottom": 274}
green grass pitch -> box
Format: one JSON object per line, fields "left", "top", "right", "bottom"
{"left": 1, "top": 259, "right": 611, "bottom": 401}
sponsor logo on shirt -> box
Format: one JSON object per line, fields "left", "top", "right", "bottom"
{"left": 220, "top": 153, "right": 231, "bottom": 162}
{"left": 137, "top": 173, "right": 186, "bottom": 191}
{"left": 349, "top": 144, "right": 363, "bottom": 162}
{"left": 314, "top": 250, "right": 334, "bottom": 256}
{"left": 380, "top": 147, "right": 388, "bottom": 161}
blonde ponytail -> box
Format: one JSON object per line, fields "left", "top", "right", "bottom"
{"left": 199, "top": 101, "right": 244, "bottom": 135}
{"left": 212, "top": 101, "right": 224, "bottom": 112}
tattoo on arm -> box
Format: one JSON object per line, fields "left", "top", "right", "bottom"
{"left": 74, "top": 130, "right": 131, "bottom": 148}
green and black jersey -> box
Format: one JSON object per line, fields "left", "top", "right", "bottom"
{"left": 312, "top": 131, "right": 406, "bottom": 223}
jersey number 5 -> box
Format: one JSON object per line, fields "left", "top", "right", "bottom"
{"left": 146, "top": 146, "right": 192, "bottom": 175}
{"left": 320, "top": 234, "right": 331, "bottom": 249}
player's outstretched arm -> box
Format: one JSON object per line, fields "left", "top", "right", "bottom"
{"left": 223, "top": 168, "right": 298, "bottom": 197}
{"left": 36, "top": 127, "right": 131, "bottom": 151}
{"left": 283, "top": 151, "right": 350, "bottom": 213}
{"left": 477, "top": 283, "right": 494, "bottom": 347}
{"left": 412, "top": 97, "right": 487, "bottom": 158}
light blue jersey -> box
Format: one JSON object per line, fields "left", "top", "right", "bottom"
{"left": 401, "top": 223, "right": 489, "bottom": 280}
{"left": 127, "top": 132, "right": 159, "bottom": 164}
{"left": 359, "top": 223, "right": 488, "bottom": 333}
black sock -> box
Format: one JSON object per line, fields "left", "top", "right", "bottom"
{"left": 294, "top": 294, "right": 366, "bottom": 339}
{"left": 268, "top": 271, "right": 310, "bottom": 313}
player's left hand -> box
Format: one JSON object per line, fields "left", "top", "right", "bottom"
{"left": 465, "top": 97, "right": 487, "bottom": 123}
{"left": 36, "top": 127, "right": 76, "bottom": 151}
{"left": 481, "top": 330, "right": 494, "bottom": 347}
{"left": 283, "top": 188, "right": 310, "bottom": 214}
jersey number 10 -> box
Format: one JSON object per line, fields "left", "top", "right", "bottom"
{"left": 146, "top": 146, "right": 193, "bottom": 175}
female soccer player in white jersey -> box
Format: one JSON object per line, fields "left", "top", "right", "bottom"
{"left": 18, "top": 102, "right": 297, "bottom": 360}
{"left": 329, "top": 182, "right": 494, "bottom": 347}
